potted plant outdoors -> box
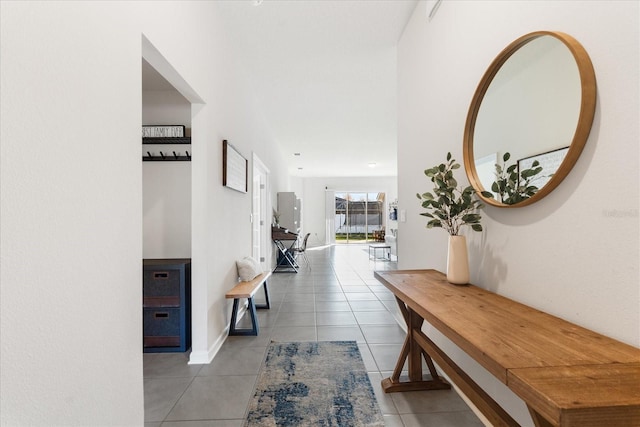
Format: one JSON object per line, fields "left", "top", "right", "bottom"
{"left": 416, "top": 152, "right": 487, "bottom": 285}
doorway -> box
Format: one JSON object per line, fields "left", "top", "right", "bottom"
{"left": 141, "top": 34, "right": 208, "bottom": 365}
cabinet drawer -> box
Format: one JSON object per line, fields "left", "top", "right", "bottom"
{"left": 143, "top": 269, "right": 181, "bottom": 297}
{"left": 144, "top": 336, "right": 180, "bottom": 348}
{"left": 143, "top": 308, "right": 181, "bottom": 339}
{"left": 143, "top": 296, "right": 180, "bottom": 308}
{"left": 142, "top": 259, "right": 191, "bottom": 352}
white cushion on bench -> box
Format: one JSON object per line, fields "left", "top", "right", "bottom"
{"left": 236, "top": 256, "right": 262, "bottom": 281}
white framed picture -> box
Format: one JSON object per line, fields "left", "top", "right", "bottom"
{"left": 223, "top": 140, "right": 248, "bottom": 193}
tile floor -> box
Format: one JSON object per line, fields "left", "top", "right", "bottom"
{"left": 144, "top": 244, "right": 484, "bottom": 426}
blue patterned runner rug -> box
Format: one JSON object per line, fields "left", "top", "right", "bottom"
{"left": 245, "top": 341, "right": 384, "bottom": 426}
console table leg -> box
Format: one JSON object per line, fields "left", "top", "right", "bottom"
{"left": 413, "top": 329, "right": 519, "bottom": 427}
{"left": 422, "top": 348, "right": 441, "bottom": 380}
{"left": 381, "top": 302, "right": 451, "bottom": 393}
{"left": 408, "top": 309, "right": 424, "bottom": 382}
{"left": 390, "top": 335, "right": 410, "bottom": 383}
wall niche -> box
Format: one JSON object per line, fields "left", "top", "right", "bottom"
{"left": 142, "top": 59, "right": 192, "bottom": 259}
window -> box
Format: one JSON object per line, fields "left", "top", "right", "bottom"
{"left": 335, "top": 192, "right": 385, "bottom": 243}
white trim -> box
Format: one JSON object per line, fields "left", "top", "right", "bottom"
{"left": 187, "top": 303, "right": 251, "bottom": 365}
{"left": 188, "top": 328, "right": 227, "bottom": 365}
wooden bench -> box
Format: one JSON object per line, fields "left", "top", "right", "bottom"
{"left": 374, "top": 269, "right": 640, "bottom": 427}
{"left": 225, "top": 271, "right": 272, "bottom": 336}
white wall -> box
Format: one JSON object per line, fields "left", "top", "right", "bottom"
{"left": 398, "top": 1, "right": 639, "bottom": 425}
{"left": 143, "top": 161, "right": 192, "bottom": 257}
{"left": 302, "top": 176, "right": 398, "bottom": 247}
{"left": 0, "top": 1, "right": 290, "bottom": 425}
{"left": 0, "top": 2, "right": 145, "bottom": 424}
{"left": 143, "top": 90, "right": 192, "bottom": 258}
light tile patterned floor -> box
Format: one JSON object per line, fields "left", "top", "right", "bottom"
{"left": 143, "top": 244, "right": 484, "bottom": 426}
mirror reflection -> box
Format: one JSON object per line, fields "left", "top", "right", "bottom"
{"left": 464, "top": 31, "right": 596, "bottom": 207}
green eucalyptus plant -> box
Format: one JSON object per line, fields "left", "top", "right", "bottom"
{"left": 488, "top": 152, "right": 546, "bottom": 205}
{"left": 416, "top": 152, "right": 485, "bottom": 236}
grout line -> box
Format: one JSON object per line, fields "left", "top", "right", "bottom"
{"left": 144, "top": 245, "right": 446, "bottom": 425}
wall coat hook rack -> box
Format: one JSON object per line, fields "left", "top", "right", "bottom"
{"left": 142, "top": 135, "right": 191, "bottom": 161}
{"left": 143, "top": 150, "right": 192, "bottom": 162}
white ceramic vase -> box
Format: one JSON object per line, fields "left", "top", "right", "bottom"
{"left": 447, "top": 235, "right": 469, "bottom": 285}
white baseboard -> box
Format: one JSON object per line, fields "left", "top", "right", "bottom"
{"left": 188, "top": 328, "right": 227, "bottom": 364}
{"left": 188, "top": 303, "right": 250, "bottom": 364}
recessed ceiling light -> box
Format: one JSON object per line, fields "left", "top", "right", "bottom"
{"left": 368, "top": 162, "right": 377, "bottom": 168}
{"left": 253, "top": 0, "right": 263, "bottom": 6}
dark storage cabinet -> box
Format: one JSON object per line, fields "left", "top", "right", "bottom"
{"left": 143, "top": 259, "right": 191, "bottom": 352}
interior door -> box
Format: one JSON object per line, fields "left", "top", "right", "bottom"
{"left": 252, "top": 172, "right": 261, "bottom": 261}
{"left": 252, "top": 154, "right": 270, "bottom": 270}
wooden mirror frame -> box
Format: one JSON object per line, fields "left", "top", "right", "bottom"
{"left": 463, "top": 31, "right": 597, "bottom": 208}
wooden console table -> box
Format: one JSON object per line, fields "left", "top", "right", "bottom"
{"left": 374, "top": 269, "right": 640, "bottom": 427}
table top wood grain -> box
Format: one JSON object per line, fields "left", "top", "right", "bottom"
{"left": 374, "top": 269, "right": 640, "bottom": 426}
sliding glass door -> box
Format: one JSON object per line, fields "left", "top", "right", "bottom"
{"left": 335, "top": 192, "right": 385, "bottom": 243}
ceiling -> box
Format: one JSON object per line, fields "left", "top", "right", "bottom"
{"left": 143, "top": 0, "right": 419, "bottom": 178}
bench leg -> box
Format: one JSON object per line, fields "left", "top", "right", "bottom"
{"left": 255, "top": 281, "right": 271, "bottom": 310}
{"left": 229, "top": 297, "right": 259, "bottom": 336}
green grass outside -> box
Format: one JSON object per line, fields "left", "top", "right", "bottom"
{"left": 335, "top": 233, "right": 371, "bottom": 242}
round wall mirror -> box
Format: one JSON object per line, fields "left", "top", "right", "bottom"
{"left": 463, "top": 31, "right": 596, "bottom": 207}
